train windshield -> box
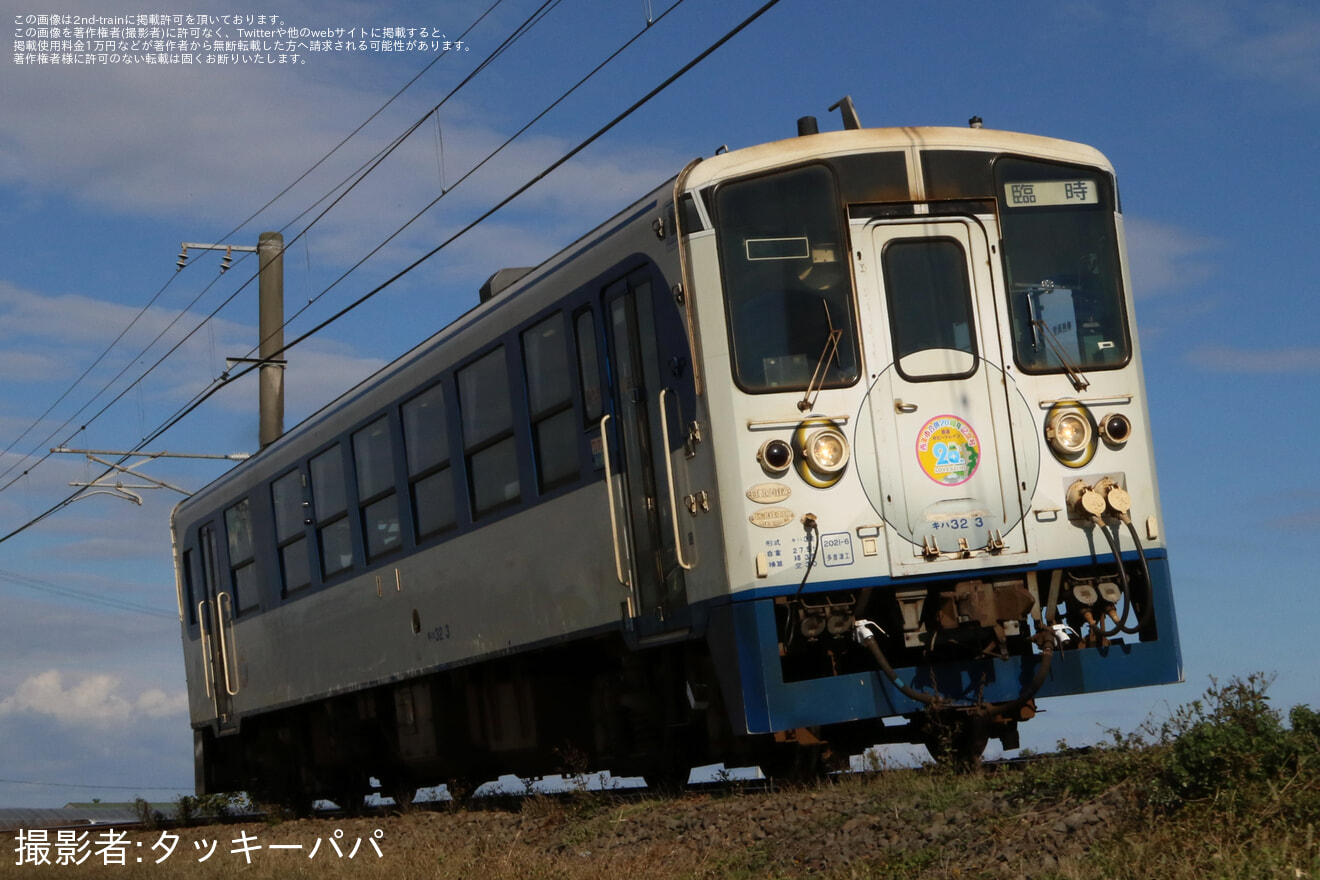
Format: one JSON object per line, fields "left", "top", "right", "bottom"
{"left": 715, "top": 164, "right": 860, "bottom": 393}
{"left": 996, "top": 157, "right": 1130, "bottom": 373}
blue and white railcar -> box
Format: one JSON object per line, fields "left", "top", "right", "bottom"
{"left": 172, "top": 110, "right": 1181, "bottom": 805}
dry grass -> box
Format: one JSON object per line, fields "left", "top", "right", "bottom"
{"left": 6, "top": 676, "right": 1317, "bottom": 879}
{"left": 4, "top": 777, "right": 1317, "bottom": 880}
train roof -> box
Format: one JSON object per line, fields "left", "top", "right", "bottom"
{"left": 682, "top": 126, "right": 1114, "bottom": 191}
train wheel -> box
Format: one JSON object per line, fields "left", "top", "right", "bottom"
{"left": 921, "top": 712, "right": 989, "bottom": 770}
{"left": 383, "top": 776, "right": 417, "bottom": 812}
{"left": 265, "top": 785, "right": 316, "bottom": 819}
{"left": 758, "top": 744, "right": 828, "bottom": 784}
{"left": 327, "top": 769, "right": 371, "bottom": 816}
{"left": 331, "top": 790, "right": 365, "bottom": 816}
{"left": 645, "top": 765, "right": 692, "bottom": 794}
{"left": 442, "top": 777, "right": 477, "bottom": 805}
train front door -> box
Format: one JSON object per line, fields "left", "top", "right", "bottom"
{"left": 603, "top": 270, "right": 688, "bottom": 635}
{"left": 198, "top": 522, "right": 239, "bottom": 732}
{"left": 855, "top": 219, "right": 1037, "bottom": 571}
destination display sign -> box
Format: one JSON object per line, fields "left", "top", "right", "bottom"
{"left": 1003, "top": 180, "right": 1099, "bottom": 207}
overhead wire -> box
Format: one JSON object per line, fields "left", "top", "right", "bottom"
{"left": 30, "top": 0, "right": 675, "bottom": 489}
{"left": 257, "top": 0, "right": 689, "bottom": 356}
{"left": 0, "top": 0, "right": 543, "bottom": 501}
{"left": 0, "top": 273, "right": 185, "bottom": 477}
{"left": 0, "top": 0, "right": 628, "bottom": 509}
{"left": 0, "top": 778, "right": 190, "bottom": 792}
{"left": 131, "top": 0, "right": 783, "bottom": 451}
{"left": 0, "top": 568, "right": 175, "bottom": 619}
{"left": 0, "top": 0, "right": 785, "bottom": 547}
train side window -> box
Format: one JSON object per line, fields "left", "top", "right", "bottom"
{"left": 182, "top": 548, "right": 197, "bottom": 626}
{"left": 271, "top": 469, "right": 311, "bottom": 594}
{"left": 574, "top": 308, "right": 603, "bottom": 426}
{"left": 522, "top": 312, "right": 578, "bottom": 492}
{"left": 310, "top": 444, "right": 354, "bottom": 578}
{"left": 402, "top": 383, "right": 456, "bottom": 541}
{"left": 353, "top": 416, "right": 401, "bottom": 561}
{"left": 458, "top": 347, "right": 521, "bottom": 518}
{"left": 882, "top": 238, "right": 978, "bottom": 381}
{"left": 223, "top": 498, "right": 259, "bottom": 613}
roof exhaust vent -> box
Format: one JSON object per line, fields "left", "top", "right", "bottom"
{"left": 480, "top": 267, "right": 534, "bottom": 302}
{"left": 797, "top": 116, "right": 819, "bottom": 137}
{"left": 829, "top": 96, "right": 861, "bottom": 130}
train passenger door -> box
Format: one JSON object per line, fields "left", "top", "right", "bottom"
{"left": 603, "top": 271, "right": 688, "bottom": 634}
{"left": 197, "top": 523, "right": 239, "bottom": 731}
{"left": 855, "top": 219, "right": 1035, "bottom": 571}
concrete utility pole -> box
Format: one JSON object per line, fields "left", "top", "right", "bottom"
{"left": 257, "top": 232, "right": 285, "bottom": 450}
{"left": 178, "top": 233, "right": 286, "bottom": 450}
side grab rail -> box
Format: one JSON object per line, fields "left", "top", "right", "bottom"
{"left": 198, "top": 600, "right": 213, "bottom": 699}
{"left": 658, "top": 389, "right": 695, "bottom": 571}
{"left": 216, "top": 592, "right": 240, "bottom": 697}
{"left": 599, "top": 414, "right": 632, "bottom": 590}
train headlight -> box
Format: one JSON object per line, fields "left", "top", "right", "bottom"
{"left": 806, "top": 429, "right": 849, "bottom": 473}
{"left": 792, "top": 418, "right": 850, "bottom": 487}
{"left": 1045, "top": 402, "right": 1097, "bottom": 468}
{"left": 1050, "top": 412, "right": 1090, "bottom": 453}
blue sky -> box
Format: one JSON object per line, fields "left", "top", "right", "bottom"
{"left": 2, "top": 0, "right": 1318, "bottom": 808}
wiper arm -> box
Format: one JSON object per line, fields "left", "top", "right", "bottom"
{"left": 799, "top": 302, "right": 843, "bottom": 412}
{"left": 1031, "top": 319, "right": 1090, "bottom": 392}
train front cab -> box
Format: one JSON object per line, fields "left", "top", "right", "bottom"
{"left": 688, "top": 128, "right": 1183, "bottom": 761}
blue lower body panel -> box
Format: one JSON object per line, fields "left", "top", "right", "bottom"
{"left": 729, "top": 557, "right": 1182, "bottom": 735}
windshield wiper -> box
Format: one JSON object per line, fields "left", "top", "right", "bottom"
{"left": 799, "top": 301, "right": 843, "bottom": 412}
{"left": 1031, "top": 319, "right": 1090, "bottom": 392}
{"left": 1025, "top": 281, "right": 1090, "bottom": 392}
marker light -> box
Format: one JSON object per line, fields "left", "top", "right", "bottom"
{"left": 1099, "top": 412, "right": 1132, "bottom": 447}
{"left": 757, "top": 438, "right": 793, "bottom": 476}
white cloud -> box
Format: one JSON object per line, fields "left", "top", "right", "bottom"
{"left": 1186, "top": 345, "right": 1320, "bottom": 373}
{"left": 1143, "top": 0, "right": 1320, "bottom": 97}
{"left": 1124, "top": 217, "right": 1218, "bottom": 298}
{"left": 136, "top": 688, "right": 190, "bottom": 719}
{"left": 0, "top": 275, "right": 388, "bottom": 447}
{"left": 2, "top": 10, "right": 685, "bottom": 261}
{"left": 0, "top": 670, "right": 187, "bottom": 727}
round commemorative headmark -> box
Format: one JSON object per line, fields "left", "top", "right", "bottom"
{"left": 915, "top": 415, "right": 981, "bottom": 486}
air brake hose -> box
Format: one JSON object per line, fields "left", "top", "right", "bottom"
{"left": 782, "top": 515, "right": 822, "bottom": 646}
{"left": 1089, "top": 515, "right": 1135, "bottom": 638}
{"left": 852, "top": 621, "right": 1054, "bottom": 716}
{"left": 1095, "top": 484, "right": 1156, "bottom": 635}
{"left": 1118, "top": 516, "right": 1156, "bottom": 634}
{"left": 991, "top": 635, "right": 1053, "bottom": 720}
{"left": 854, "top": 623, "right": 937, "bottom": 706}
